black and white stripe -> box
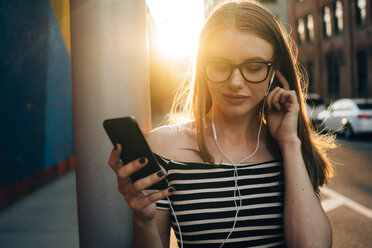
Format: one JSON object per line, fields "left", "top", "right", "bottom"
{"left": 155, "top": 154, "right": 286, "bottom": 248}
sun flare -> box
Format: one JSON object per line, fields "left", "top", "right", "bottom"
{"left": 147, "top": 0, "right": 205, "bottom": 58}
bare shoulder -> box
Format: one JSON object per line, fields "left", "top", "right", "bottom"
{"left": 145, "top": 121, "right": 198, "bottom": 160}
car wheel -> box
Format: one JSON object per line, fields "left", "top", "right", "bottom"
{"left": 343, "top": 124, "right": 354, "bottom": 139}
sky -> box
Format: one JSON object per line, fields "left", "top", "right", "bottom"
{"left": 146, "top": 0, "right": 205, "bottom": 58}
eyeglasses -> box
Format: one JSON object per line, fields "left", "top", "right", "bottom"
{"left": 203, "top": 56, "right": 276, "bottom": 83}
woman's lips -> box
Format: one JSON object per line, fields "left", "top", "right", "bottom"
{"left": 222, "top": 93, "right": 249, "bottom": 105}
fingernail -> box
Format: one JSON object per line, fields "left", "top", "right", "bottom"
{"left": 139, "top": 157, "right": 147, "bottom": 164}
{"left": 157, "top": 170, "right": 164, "bottom": 177}
{"left": 168, "top": 187, "right": 175, "bottom": 193}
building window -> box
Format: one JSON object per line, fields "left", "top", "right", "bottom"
{"left": 323, "top": 6, "right": 332, "bottom": 37}
{"left": 334, "top": 0, "right": 344, "bottom": 33}
{"left": 357, "top": 50, "right": 368, "bottom": 97}
{"left": 356, "top": 0, "right": 367, "bottom": 26}
{"left": 326, "top": 54, "right": 340, "bottom": 98}
{"left": 307, "top": 61, "right": 314, "bottom": 93}
{"left": 306, "top": 14, "right": 315, "bottom": 42}
{"left": 297, "top": 18, "right": 306, "bottom": 44}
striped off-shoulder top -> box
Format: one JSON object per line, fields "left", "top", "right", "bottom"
{"left": 155, "top": 153, "right": 286, "bottom": 248}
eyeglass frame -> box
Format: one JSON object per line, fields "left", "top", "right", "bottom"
{"left": 202, "top": 56, "right": 276, "bottom": 84}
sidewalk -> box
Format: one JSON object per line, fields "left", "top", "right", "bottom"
{"left": 0, "top": 169, "right": 179, "bottom": 248}
{"left": 0, "top": 171, "right": 79, "bottom": 248}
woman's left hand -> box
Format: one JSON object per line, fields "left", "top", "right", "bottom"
{"left": 266, "top": 70, "right": 300, "bottom": 145}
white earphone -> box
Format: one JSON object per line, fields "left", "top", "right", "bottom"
{"left": 265, "top": 71, "right": 276, "bottom": 97}
{"left": 169, "top": 70, "right": 277, "bottom": 248}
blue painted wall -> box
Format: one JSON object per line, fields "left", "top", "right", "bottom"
{"left": 44, "top": 2, "right": 73, "bottom": 169}
{"left": 0, "top": 1, "right": 73, "bottom": 188}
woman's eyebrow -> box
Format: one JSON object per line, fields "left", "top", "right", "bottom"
{"left": 206, "top": 56, "right": 271, "bottom": 62}
{"left": 243, "top": 56, "right": 270, "bottom": 62}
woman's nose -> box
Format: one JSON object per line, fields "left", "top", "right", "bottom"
{"left": 228, "top": 68, "right": 245, "bottom": 89}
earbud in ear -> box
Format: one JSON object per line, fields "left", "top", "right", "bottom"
{"left": 270, "top": 71, "right": 275, "bottom": 85}
{"left": 265, "top": 72, "right": 276, "bottom": 97}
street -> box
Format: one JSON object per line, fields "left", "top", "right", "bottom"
{"left": 320, "top": 135, "right": 372, "bottom": 248}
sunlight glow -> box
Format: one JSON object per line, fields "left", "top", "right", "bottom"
{"left": 147, "top": 0, "right": 205, "bottom": 58}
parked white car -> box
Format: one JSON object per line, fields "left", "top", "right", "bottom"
{"left": 306, "top": 93, "right": 326, "bottom": 125}
{"left": 316, "top": 98, "right": 372, "bottom": 139}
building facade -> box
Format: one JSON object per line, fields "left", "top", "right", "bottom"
{"left": 290, "top": 0, "right": 372, "bottom": 100}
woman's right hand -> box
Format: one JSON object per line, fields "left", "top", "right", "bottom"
{"left": 108, "top": 143, "right": 175, "bottom": 222}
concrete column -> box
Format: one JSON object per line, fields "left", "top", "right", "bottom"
{"left": 70, "top": 0, "right": 151, "bottom": 247}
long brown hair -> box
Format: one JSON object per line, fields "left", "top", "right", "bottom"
{"left": 168, "top": 0, "right": 334, "bottom": 191}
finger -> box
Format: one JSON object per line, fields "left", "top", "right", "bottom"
{"left": 128, "top": 170, "right": 167, "bottom": 198}
{"left": 280, "top": 90, "right": 298, "bottom": 104}
{"left": 275, "top": 70, "right": 290, "bottom": 90}
{"left": 266, "top": 86, "right": 281, "bottom": 111}
{"left": 125, "top": 169, "right": 168, "bottom": 203}
{"left": 116, "top": 157, "right": 148, "bottom": 184}
{"left": 131, "top": 187, "right": 175, "bottom": 210}
{"left": 118, "top": 178, "right": 132, "bottom": 195}
{"left": 279, "top": 92, "right": 292, "bottom": 110}
{"left": 280, "top": 90, "right": 299, "bottom": 112}
{"left": 142, "top": 189, "right": 159, "bottom": 195}
{"left": 272, "top": 88, "right": 285, "bottom": 111}
{"left": 266, "top": 87, "right": 281, "bottom": 111}
{"left": 108, "top": 143, "right": 123, "bottom": 172}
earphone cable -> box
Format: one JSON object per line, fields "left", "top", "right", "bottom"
{"left": 167, "top": 196, "right": 183, "bottom": 248}
{"left": 213, "top": 92, "right": 269, "bottom": 248}
{"left": 166, "top": 72, "right": 274, "bottom": 248}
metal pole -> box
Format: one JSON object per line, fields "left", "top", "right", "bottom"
{"left": 70, "top": 0, "right": 151, "bottom": 247}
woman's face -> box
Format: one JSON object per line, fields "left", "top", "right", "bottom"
{"left": 204, "top": 28, "right": 275, "bottom": 118}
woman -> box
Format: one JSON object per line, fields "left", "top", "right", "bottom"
{"left": 108, "top": 1, "right": 334, "bottom": 247}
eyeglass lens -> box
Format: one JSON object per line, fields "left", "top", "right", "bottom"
{"left": 206, "top": 62, "right": 270, "bottom": 83}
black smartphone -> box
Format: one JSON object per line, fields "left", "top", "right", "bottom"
{"left": 103, "top": 116, "right": 169, "bottom": 190}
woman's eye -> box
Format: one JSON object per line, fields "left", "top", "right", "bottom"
{"left": 243, "top": 63, "right": 265, "bottom": 72}
{"left": 247, "top": 67, "right": 261, "bottom": 72}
